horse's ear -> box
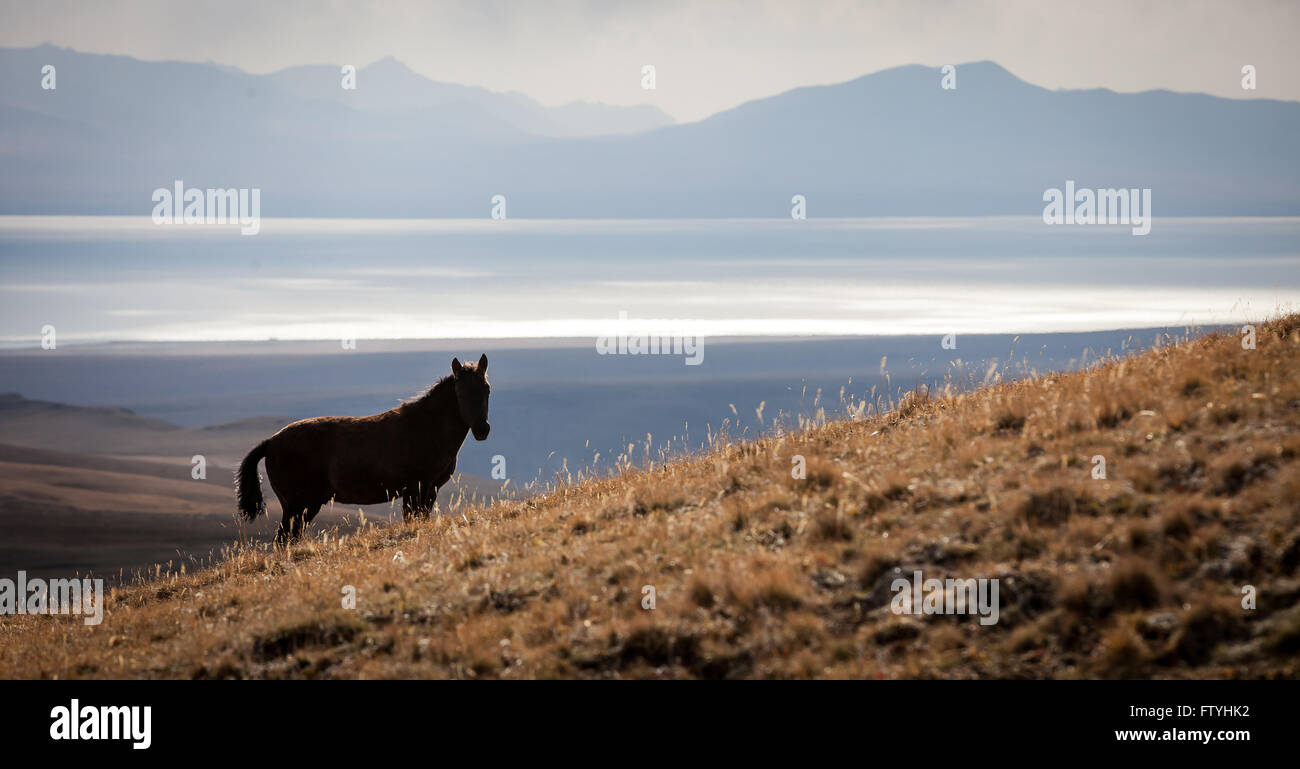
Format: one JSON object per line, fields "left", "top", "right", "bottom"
{"left": 478, "top": 353, "right": 488, "bottom": 374}
{"left": 451, "top": 357, "right": 463, "bottom": 377}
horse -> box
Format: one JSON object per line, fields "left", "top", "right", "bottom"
{"left": 235, "top": 354, "right": 491, "bottom": 544}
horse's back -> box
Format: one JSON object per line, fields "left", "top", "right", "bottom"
{"left": 265, "top": 412, "right": 402, "bottom": 505}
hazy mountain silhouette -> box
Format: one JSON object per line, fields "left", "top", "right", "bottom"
{"left": 1, "top": 45, "right": 1296, "bottom": 216}
{"left": 260, "top": 55, "right": 674, "bottom": 138}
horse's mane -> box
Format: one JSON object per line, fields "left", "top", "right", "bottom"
{"left": 405, "top": 363, "right": 482, "bottom": 406}
{"left": 412, "top": 374, "right": 456, "bottom": 403}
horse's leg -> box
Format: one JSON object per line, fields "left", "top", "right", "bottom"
{"left": 274, "top": 512, "right": 292, "bottom": 546}
{"left": 402, "top": 484, "right": 436, "bottom": 520}
{"left": 418, "top": 486, "right": 437, "bottom": 520}
{"left": 272, "top": 487, "right": 295, "bottom": 547}
{"left": 276, "top": 503, "right": 307, "bottom": 546}
{"left": 421, "top": 460, "right": 452, "bottom": 519}
{"left": 302, "top": 503, "right": 323, "bottom": 529}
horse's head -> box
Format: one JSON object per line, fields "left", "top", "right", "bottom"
{"left": 451, "top": 353, "right": 491, "bottom": 440}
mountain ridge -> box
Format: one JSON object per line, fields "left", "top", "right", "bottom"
{"left": 2, "top": 46, "right": 1297, "bottom": 216}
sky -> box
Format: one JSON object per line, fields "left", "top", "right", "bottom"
{"left": 0, "top": 0, "right": 1296, "bottom": 122}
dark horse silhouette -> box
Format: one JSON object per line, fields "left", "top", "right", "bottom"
{"left": 235, "top": 354, "right": 491, "bottom": 544}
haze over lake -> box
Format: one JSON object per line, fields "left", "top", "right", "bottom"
{"left": 1, "top": 215, "right": 1296, "bottom": 344}
{"left": 1, "top": 214, "right": 1290, "bottom": 485}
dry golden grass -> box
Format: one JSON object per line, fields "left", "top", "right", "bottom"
{"left": 3, "top": 316, "right": 1300, "bottom": 679}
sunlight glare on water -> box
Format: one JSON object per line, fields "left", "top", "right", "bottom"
{"left": 0, "top": 216, "right": 1296, "bottom": 344}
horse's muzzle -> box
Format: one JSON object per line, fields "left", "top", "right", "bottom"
{"left": 472, "top": 422, "right": 490, "bottom": 441}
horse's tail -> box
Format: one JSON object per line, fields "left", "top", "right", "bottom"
{"left": 235, "top": 439, "right": 270, "bottom": 521}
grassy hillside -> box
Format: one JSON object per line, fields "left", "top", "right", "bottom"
{"left": 3, "top": 317, "right": 1299, "bottom": 679}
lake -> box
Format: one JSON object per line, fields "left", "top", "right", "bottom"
{"left": 0, "top": 215, "right": 1295, "bottom": 484}
{"left": 1, "top": 216, "right": 1297, "bottom": 343}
